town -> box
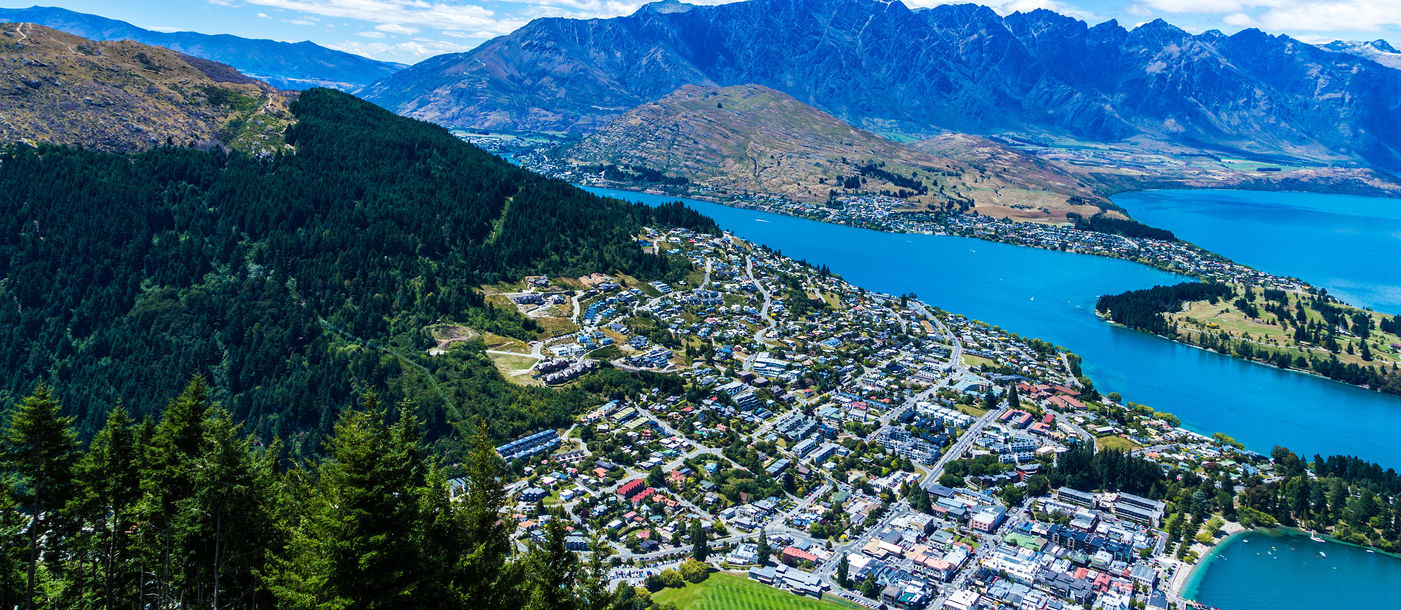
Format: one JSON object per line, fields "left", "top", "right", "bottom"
{"left": 475, "top": 226, "right": 1271, "bottom": 610}
{"left": 472, "top": 139, "right": 1309, "bottom": 294}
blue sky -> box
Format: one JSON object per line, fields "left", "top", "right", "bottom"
{"left": 6, "top": 0, "right": 1399, "bottom": 64}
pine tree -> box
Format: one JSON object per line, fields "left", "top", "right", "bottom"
{"left": 691, "top": 520, "right": 709, "bottom": 562}
{"left": 457, "top": 423, "right": 522, "bottom": 610}
{"left": 524, "top": 514, "right": 579, "bottom": 610}
{"left": 139, "top": 377, "right": 215, "bottom": 608}
{"left": 755, "top": 530, "right": 770, "bottom": 566}
{"left": 268, "top": 394, "right": 428, "bottom": 608}
{"left": 835, "top": 553, "right": 849, "bottom": 588}
{"left": 188, "top": 409, "right": 278, "bottom": 608}
{"left": 577, "top": 532, "right": 612, "bottom": 610}
{"left": 70, "top": 405, "right": 142, "bottom": 609}
{"left": 3, "top": 384, "right": 79, "bottom": 610}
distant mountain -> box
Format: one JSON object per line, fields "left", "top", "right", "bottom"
{"left": 0, "top": 5, "right": 403, "bottom": 90}
{"left": 1321, "top": 40, "right": 1401, "bottom": 70}
{"left": 566, "top": 84, "right": 1107, "bottom": 220}
{"left": 362, "top": 0, "right": 1401, "bottom": 173}
{"left": 0, "top": 23, "right": 291, "bottom": 154}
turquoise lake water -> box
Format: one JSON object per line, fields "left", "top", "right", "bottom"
{"left": 587, "top": 187, "right": 1401, "bottom": 467}
{"left": 1117, "top": 190, "right": 1401, "bottom": 314}
{"left": 1183, "top": 528, "right": 1401, "bottom": 609}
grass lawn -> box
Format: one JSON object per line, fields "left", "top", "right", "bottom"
{"left": 652, "top": 572, "right": 859, "bottom": 610}
{"left": 955, "top": 404, "right": 989, "bottom": 418}
{"left": 488, "top": 353, "right": 537, "bottom": 372}
{"left": 537, "top": 315, "right": 579, "bottom": 338}
{"left": 960, "top": 354, "right": 997, "bottom": 369}
{"left": 1095, "top": 435, "right": 1142, "bottom": 452}
{"left": 1168, "top": 286, "right": 1401, "bottom": 368}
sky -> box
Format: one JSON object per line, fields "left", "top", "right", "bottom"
{"left": 5, "top": 0, "right": 1399, "bottom": 64}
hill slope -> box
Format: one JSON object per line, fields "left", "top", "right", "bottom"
{"left": 0, "top": 86, "right": 714, "bottom": 455}
{"left": 565, "top": 84, "right": 1107, "bottom": 219}
{"left": 362, "top": 0, "right": 1401, "bottom": 173}
{"left": 0, "top": 23, "right": 291, "bottom": 154}
{"left": 0, "top": 5, "right": 403, "bottom": 90}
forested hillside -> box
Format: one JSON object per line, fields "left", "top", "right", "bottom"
{"left": 0, "top": 88, "right": 715, "bottom": 456}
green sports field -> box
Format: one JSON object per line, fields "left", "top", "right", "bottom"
{"left": 652, "top": 572, "right": 860, "bottom": 610}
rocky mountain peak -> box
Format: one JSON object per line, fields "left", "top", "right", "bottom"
{"left": 359, "top": 0, "right": 1401, "bottom": 172}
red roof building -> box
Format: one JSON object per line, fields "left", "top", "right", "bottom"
{"left": 780, "top": 546, "right": 819, "bottom": 564}
{"left": 631, "top": 487, "right": 656, "bottom": 504}
{"left": 616, "top": 479, "right": 645, "bottom": 499}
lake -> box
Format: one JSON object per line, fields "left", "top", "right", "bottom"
{"left": 1116, "top": 189, "right": 1401, "bottom": 314}
{"left": 1183, "top": 528, "right": 1401, "bottom": 609}
{"left": 587, "top": 187, "right": 1401, "bottom": 467}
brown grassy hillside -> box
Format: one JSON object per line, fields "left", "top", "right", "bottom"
{"left": 0, "top": 23, "right": 291, "bottom": 155}
{"left": 564, "top": 84, "right": 1110, "bottom": 221}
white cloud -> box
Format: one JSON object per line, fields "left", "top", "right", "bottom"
{"left": 1222, "top": 11, "right": 1257, "bottom": 26}
{"left": 239, "top": 0, "right": 525, "bottom": 34}
{"left": 257, "top": 12, "right": 270, "bottom": 18}
{"left": 375, "top": 23, "right": 420, "bottom": 35}
{"left": 1138, "top": 0, "right": 1249, "bottom": 12}
{"left": 1250, "top": 1, "right": 1401, "bottom": 32}
{"left": 355, "top": 30, "right": 388, "bottom": 38}
{"left": 1132, "top": 1, "right": 1401, "bottom": 33}
{"left": 328, "top": 36, "right": 477, "bottom": 60}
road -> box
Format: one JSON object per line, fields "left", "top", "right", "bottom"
{"left": 1047, "top": 407, "right": 1094, "bottom": 443}
{"left": 745, "top": 255, "right": 777, "bottom": 354}
{"left": 922, "top": 406, "right": 1005, "bottom": 486}
{"left": 570, "top": 253, "right": 1026, "bottom": 600}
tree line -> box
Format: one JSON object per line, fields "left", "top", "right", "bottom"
{"left": 0, "top": 377, "right": 669, "bottom": 610}
{"left": 1044, "top": 439, "right": 1401, "bottom": 558}
{"left": 1094, "top": 282, "right": 1234, "bottom": 335}
{"left": 1069, "top": 213, "right": 1177, "bottom": 242}
{"left": 1238, "top": 447, "right": 1401, "bottom": 552}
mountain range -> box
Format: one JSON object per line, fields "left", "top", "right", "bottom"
{"left": 565, "top": 84, "right": 1107, "bottom": 220}
{"left": 0, "top": 23, "right": 291, "bottom": 154}
{"left": 1323, "top": 39, "right": 1401, "bottom": 70}
{"left": 361, "top": 0, "right": 1401, "bottom": 174}
{"left": 0, "top": 5, "right": 403, "bottom": 90}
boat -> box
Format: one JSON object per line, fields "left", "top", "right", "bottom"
{"left": 1310, "top": 533, "right": 1325, "bottom": 543}
{"left": 1320, "top": 552, "right": 1327, "bottom": 558}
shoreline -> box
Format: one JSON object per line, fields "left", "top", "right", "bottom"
{"left": 1095, "top": 312, "right": 1401, "bottom": 399}
{"left": 559, "top": 175, "right": 1305, "bottom": 287}
{"left": 608, "top": 175, "right": 1400, "bottom": 401}
{"left": 1179, "top": 525, "right": 1401, "bottom": 604}
{"left": 1177, "top": 528, "right": 1248, "bottom": 602}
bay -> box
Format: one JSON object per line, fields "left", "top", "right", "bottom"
{"left": 586, "top": 187, "right": 1401, "bottom": 466}
{"left": 1183, "top": 528, "right": 1401, "bottom": 609}
{"left": 1116, "top": 189, "right": 1401, "bottom": 314}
